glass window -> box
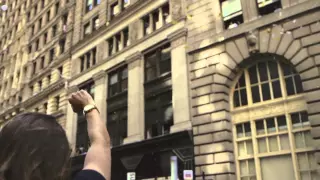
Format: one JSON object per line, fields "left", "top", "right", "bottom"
{"left": 108, "top": 67, "right": 128, "bottom": 97}
{"left": 257, "top": 0, "right": 282, "bottom": 16}
{"left": 220, "top": 0, "right": 244, "bottom": 29}
{"left": 145, "top": 44, "right": 171, "bottom": 82}
{"left": 234, "top": 60, "right": 302, "bottom": 108}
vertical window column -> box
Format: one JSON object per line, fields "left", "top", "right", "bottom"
{"left": 168, "top": 30, "right": 192, "bottom": 132}
{"left": 124, "top": 53, "right": 144, "bottom": 143}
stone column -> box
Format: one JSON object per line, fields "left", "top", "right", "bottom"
{"left": 124, "top": 52, "right": 144, "bottom": 144}
{"left": 97, "top": 40, "right": 108, "bottom": 61}
{"left": 93, "top": 71, "right": 108, "bottom": 123}
{"left": 129, "top": 20, "right": 141, "bottom": 43}
{"left": 212, "top": 0, "right": 224, "bottom": 33}
{"left": 167, "top": 29, "right": 192, "bottom": 133}
{"left": 72, "top": 0, "right": 85, "bottom": 45}
{"left": 65, "top": 86, "right": 79, "bottom": 153}
{"left": 34, "top": 82, "right": 40, "bottom": 94}
{"left": 244, "top": 0, "right": 259, "bottom": 21}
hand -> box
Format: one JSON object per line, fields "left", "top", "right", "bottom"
{"left": 68, "top": 90, "right": 95, "bottom": 113}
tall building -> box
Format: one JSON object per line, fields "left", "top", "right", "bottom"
{"left": 1, "top": 0, "right": 320, "bottom": 180}
{"left": 0, "top": 0, "right": 74, "bottom": 128}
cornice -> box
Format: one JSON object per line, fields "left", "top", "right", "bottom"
{"left": 125, "top": 51, "right": 142, "bottom": 64}
{"left": 23, "top": 78, "right": 66, "bottom": 107}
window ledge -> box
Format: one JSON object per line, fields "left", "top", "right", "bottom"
{"left": 107, "top": 90, "right": 128, "bottom": 101}
{"left": 187, "top": 0, "right": 320, "bottom": 53}
{"left": 144, "top": 72, "right": 172, "bottom": 86}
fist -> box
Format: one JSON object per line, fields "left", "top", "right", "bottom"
{"left": 68, "top": 90, "right": 95, "bottom": 113}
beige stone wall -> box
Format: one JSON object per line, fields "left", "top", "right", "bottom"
{"left": 188, "top": 0, "right": 320, "bottom": 179}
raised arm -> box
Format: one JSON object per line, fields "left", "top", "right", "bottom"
{"left": 69, "top": 90, "right": 111, "bottom": 180}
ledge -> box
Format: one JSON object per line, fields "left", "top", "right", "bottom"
{"left": 187, "top": 0, "right": 320, "bottom": 53}
{"left": 23, "top": 78, "right": 67, "bottom": 107}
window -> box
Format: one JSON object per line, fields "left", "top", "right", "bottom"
{"left": 86, "top": 0, "right": 93, "bottom": 12}
{"left": 43, "top": 103, "right": 48, "bottom": 113}
{"left": 76, "top": 82, "right": 95, "bottom": 154}
{"left": 142, "top": 3, "right": 170, "bottom": 36}
{"left": 47, "top": 10, "right": 50, "bottom": 22}
{"left": 107, "top": 27, "right": 129, "bottom": 56}
{"left": 52, "top": 25, "right": 57, "bottom": 37}
{"left": 32, "top": 61, "right": 36, "bottom": 75}
{"left": 145, "top": 43, "right": 171, "bottom": 82}
{"left": 40, "top": 56, "right": 45, "bottom": 69}
{"left": 27, "top": 12, "right": 31, "bottom": 21}
{"left": 220, "top": 0, "right": 244, "bottom": 29}
{"left": 231, "top": 58, "right": 319, "bottom": 180}
{"left": 233, "top": 60, "right": 303, "bottom": 107}
{"left": 38, "top": 80, "right": 42, "bottom": 90}
{"left": 79, "top": 48, "right": 97, "bottom": 72}
{"left": 28, "top": 45, "right": 32, "bottom": 53}
{"left": 55, "top": 2, "right": 59, "bottom": 15}
{"left": 93, "top": 16, "right": 100, "bottom": 31}
{"left": 58, "top": 66, "right": 63, "bottom": 77}
{"left": 59, "top": 38, "right": 66, "bottom": 54}
{"left": 39, "top": 18, "right": 42, "bottom": 28}
{"left": 43, "top": 32, "right": 48, "bottom": 44}
{"left": 49, "top": 48, "right": 55, "bottom": 62}
{"left": 62, "top": 13, "right": 68, "bottom": 26}
{"left": 107, "top": 67, "right": 128, "bottom": 147}
{"left": 83, "top": 22, "right": 91, "bottom": 37}
{"left": 41, "top": 0, "right": 45, "bottom": 8}
{"left": 110, "top": 2, "right": 119, "bottom": 20}
{"left": 54, "top": 95, "right": 60, "bottom": 111}
{"left": 257, "top": 0, "right": 282, "bottom": 16}
{"left": 47, "top": 74, "right": 51, "bottom": 84}
{"left": 145, "top": 91, "right": 173, "bottom": 138}
{"left": 107, "top": 109, "right": 127, "bottom": 146}
{"left": 108, "top": 67, "right": 128, "bottom": 97}
{"left": 86, "top": 0, "right": 101, "bottom": 12}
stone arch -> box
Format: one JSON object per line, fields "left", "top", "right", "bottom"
{"left": 217, "top": 26, "right": 320, "bottom": 165}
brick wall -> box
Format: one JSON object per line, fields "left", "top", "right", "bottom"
{"left": 188, "top": 6, "right": 320, "bottom": 180}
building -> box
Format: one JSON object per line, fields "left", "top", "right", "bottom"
{"left": 1, "top": 0, "right": 320, "bottom": 180}
{"left": 0, "top": 0, "right": 74, "bottom": 130}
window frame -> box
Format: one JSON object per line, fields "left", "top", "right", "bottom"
{"left": 230, "top": 58, "right": 318, "bottom": 180}
{"left": 108, "top": 66, "right": 128, "bottom": 98}
{"left": 144, "top": 43, "right": 171, "bottom": 82}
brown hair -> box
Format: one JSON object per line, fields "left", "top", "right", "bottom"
{"left": 0, "top": 113, "right": 70, "bottom": 180}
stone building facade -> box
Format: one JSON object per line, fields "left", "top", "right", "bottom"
{"left": 188, "top": 0, "right": 320, "bottom": 179}
{"left": 0, "top": 0, "right": 74, "bottom": 128}
{"left": 1, "top": 0, "right": 320, "bottom": 179}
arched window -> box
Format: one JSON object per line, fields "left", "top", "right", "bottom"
{"left": 231, "top": 59, "right": 319, "bottom": 180}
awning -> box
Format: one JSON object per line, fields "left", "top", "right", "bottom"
{"left": 71, "top": 130, "right": 193, "bottom": 172}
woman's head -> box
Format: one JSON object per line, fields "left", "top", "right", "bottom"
{"left": 0, "top": 113, "right": 70, "bottom": 180}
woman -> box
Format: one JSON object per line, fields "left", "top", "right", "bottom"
{"left": 0, "top": 90, "right": 111, "bottom": 180}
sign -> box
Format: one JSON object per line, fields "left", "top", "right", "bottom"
{"left": 183, "top": 170, "right": 193, "bottom": 180}
{"left": 127, "top": 172, "right": 135, "bottom": 180}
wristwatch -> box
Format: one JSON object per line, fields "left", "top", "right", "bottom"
{"left": 83, "top": 104, "right": 99, "bottom": 115}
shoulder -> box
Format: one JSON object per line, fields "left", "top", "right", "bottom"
{"left": 73, "top": 170, "right": 106, "bottom": 180}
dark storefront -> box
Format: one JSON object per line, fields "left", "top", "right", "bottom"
{"left": 71, "top": 130, "right": 194, "bottom": 180}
